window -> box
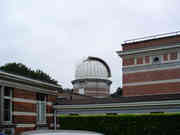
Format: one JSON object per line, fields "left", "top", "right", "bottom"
{"left": 37, "top": 94, "right": 46, "bottom": 124}
{"left": 79, "top": 88, "right": 84, "bottom": 95}
{"left": 1, "top": 128, "right": 14, "bottom": 135}
{"left": 152, "top": 56, "right": 161, "bottom": 64}
{"left": 137, "top": 57, "right": 143, "bottom": 64}
{"left": 0, "top": 86, "right": 13, "bottom": 123}
{"left": 4, "top": 99, "right": 11, "bottom": 121}
{"left": 123, "top": 58, "right": 135, "bottom": 66}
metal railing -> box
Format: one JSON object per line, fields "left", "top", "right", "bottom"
{"left": 123, "top": 31, "right": 180, "bottom": 44}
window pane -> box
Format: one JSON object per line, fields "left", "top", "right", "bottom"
{"left": 41, "top": 102, "right": 46, "bottom": 121}
{"left": 4, "top": 99, "right": 11, "bottom": 121}
{"left": 37, "top": 101, "right": 46, "bottom": 122}
{"left": 4, "top": 87, "right": 11, "bottom": 97}
{"left": 37, "top": 94, "right": 46, "bottom": 123}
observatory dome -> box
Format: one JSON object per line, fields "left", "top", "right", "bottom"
{"left": 75, "top": 56, "right": 111, "bottom": 80}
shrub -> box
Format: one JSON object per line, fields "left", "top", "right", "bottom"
{"left": 59, "top": 113, "right": 180, "bottom": 135}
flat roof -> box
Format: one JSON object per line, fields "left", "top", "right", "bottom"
{"left": 55, "top": 93, "right": 180, "bottom": 105}
{"left": 123, "top": 31, "right": 180, "bottom": 45}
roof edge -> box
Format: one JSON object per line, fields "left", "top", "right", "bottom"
{"left": 122, "top": 31, "right": 180, "bottom": 45}
{"left": 0, "top": 70, "right": 62, "bottom": 90}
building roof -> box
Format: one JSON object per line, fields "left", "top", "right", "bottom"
{"left": 56, "top": 93, "right": 180, "bottom": 105}
{"left": 123, "top": 31, "right": 180, "bottom": 45}
{"left": 0, "top": 70, "right": 62, "bottom": 92}
{"left": 117, "top": 31, "right": 180, "bottom": 53}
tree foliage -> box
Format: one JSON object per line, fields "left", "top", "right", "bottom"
{"left": 111, "top": 87, "right": 123, "bottom": 97}
{"left": 0, "top": 62, "right": 58, "bottom": 85}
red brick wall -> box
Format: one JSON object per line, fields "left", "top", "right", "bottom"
{"left": 15, "top": 127, "right": 34, "bottom": 135}
{"left": 137, "top": 57, "right": 143, "bottom": 64}
{"left": 12, "top": 88, "right": 56, "bottom": 135}
{"left": 85, "top": 93, "right": 108, "bottom": 97}
{"left": 122, "top": 52, "right": 178, "bottom": 67}
{"left": 13, "top": 102, "right": 36, "bottom": 112}
{"left": 85, "top": 88, "right": 109, "bottom": 97}
{"left": 48, "top": 95, "right": 56, "bottom": 103}
{"left": 47, "top": 117, "right": 53, "bottom": 125}
{"left": 145, "top": 56, "right": 150, "bottom": 64}
{"left": 123, "top": 35, "right": 180, "bottom": 51}
{"left": 121, "top": 35, "right": 180, "bottom": 96}
{"left": 123, "top": 68, "right": 180, "bottom": 84}
{"left": 170, "top": 52, "right": 177, "bottom": 60}
{"left": 47, "top": 96, "right": 54, "bottom": 130}
{"left": 73, "top": 89, "right": 79, "bottom": 94}
{"left": 13, "top": 89, "right": 36, "bottom": 100}
{"left": 14, "top": 115, "right": 36, "bottom": 123}
{"left": 123, "top": 82, "right": 180, "bottom": 96}
{"left": 46, "top": 95, "right": 55, "bottom": 129}
{"left": 163, "top": 54, "right": 168, "bottom": 61}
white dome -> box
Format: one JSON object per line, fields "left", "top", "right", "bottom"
{"left": 75, "top": 57, "right": 111, "bottom": 80}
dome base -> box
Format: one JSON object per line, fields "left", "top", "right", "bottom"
{"left": 72, "top": 78, "right": 111, "bottom": 98}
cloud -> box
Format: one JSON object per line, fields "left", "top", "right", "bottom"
{"left": 0, "top": 0, "right": 180, "bottom": 93}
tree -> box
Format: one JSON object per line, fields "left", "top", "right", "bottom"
{"left": 0, "top": 62, "right": 58, "bottom": 85}
{"left": 111, "top": 87, "right": 123, "bottom": 97}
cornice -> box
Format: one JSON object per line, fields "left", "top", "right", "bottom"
{"left": 0, "top": 71, "right": 62, "bottom": 91}
{"left": 71, "top": 78, "right": 112, "bottom": 85}
{"left": 0, "top": 79, "right": 57, "bottom": 95}
{"left": 117, "top": 44, "right": 180, "bottom": 57}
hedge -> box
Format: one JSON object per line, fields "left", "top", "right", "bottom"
{"left": 59, "top": 113, "right": 180, "bottom": 135}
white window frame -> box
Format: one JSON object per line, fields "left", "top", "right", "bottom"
{"left": 79, "top": 88, "right": 85, "bottom": 95}
{"left": 37, "top": 95, "right": 46, "bottom": 124}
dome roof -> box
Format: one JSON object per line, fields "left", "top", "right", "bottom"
{"left": 75, "top": 56, "right": 111, "bottom": 80}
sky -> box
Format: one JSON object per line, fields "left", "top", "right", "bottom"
{"left": 0, "top": 0, "right": 180, "bottom": 93}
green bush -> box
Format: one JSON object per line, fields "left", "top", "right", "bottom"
{"left": 59, "top": 113, "right": 180, "bottom": 135}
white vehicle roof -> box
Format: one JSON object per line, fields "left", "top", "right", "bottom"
{"left": 21, "top": 130, "right": 103, "bottom": 135}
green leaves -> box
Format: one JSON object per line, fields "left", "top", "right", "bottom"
{"left": 0, "top": 62, "right": 58, "bottom": 85}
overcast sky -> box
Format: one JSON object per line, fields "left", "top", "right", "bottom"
{"left": 0, "top": 0, "right": 180, "bottom": 93}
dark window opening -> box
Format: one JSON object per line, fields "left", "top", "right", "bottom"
{"left": 2, "top": 87, "right": 12, "bottom": 122}
{"left": 152, "top": 56, "right": 161, "bottom": 64}
{"left": 4, "top": 87, "right": 11, "bottom": 97}
{"left": 37, "top": 94, "right": 46, "bottom": 101}
{"left": 153, "top": 57, "right": 159, "bottom": 62}
{"left": 4, "top": 99, "right": 11, "bottom": 121}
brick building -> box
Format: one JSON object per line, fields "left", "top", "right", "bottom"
{"left": 117, "top": 32, "right": 180, "bottom": 96}
{"left": 0, "top": 71, "right": 62, "bottom": 135}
